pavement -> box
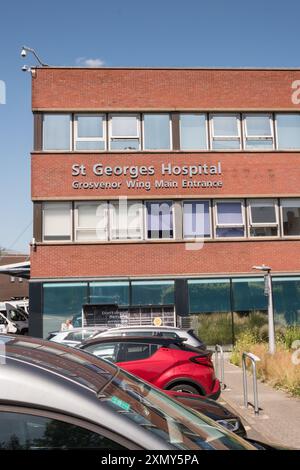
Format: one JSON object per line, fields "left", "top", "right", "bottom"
{"left": 216, "top": 353, "right": 300, "bottom": 449}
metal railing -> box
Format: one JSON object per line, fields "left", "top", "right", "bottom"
{"left": 242, "top": 352, "right": 261, "bottom": 415}
{"left": 214, "top": 344, "right": 226, "bottom": 390}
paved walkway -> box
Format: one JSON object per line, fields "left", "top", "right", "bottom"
{"left": 216, "top": 353, "right": 300, "bottom": 449}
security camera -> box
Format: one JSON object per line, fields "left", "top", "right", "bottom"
{"left": 21, "top": 48, "right": 27, "bottom": 58}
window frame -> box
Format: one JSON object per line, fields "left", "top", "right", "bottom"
{"left": 242, "top": 113, "right": 274, "bottom": 150}
{"left": 182, "top": 199, "right": 212, "bottom": 240}
{"left": 74, "top": 201, "right": 109, "bottom": 242}
{"left": 0, "top": 404, "right": 139, "bottom": 450}
{"left": 179, "top": 113, "right": 209, "bottom": 151}
{"left": 42, "top": 202, "right": 72, "bottom": 242}
{"left": 280, "top": 198, "right": 300, "bottom": 238}
{"left": 74, "top": 113, "right": 106, "bottom": 151}
{"left": 109, "top": 199, "right": 145, "bottom": 241}
{"left": 142, "top": 113, "right": 173, "bottom": 151}
{"left": 109, "top": 114, "right": 141, "bottom": 151}
{"left": 213, "top": 199, "right": 246, "bottom": 239}
{"left": 145, "top": 200, "right": 175, "bottom": 240}
{"left": 42, "top": 113, "right": 72, "bottom": 152}
{"left": 247, "top": 198, "right": 279, "bottom": 238}
{"left": 209, "top": 113, "right": 242, "bottom": 151}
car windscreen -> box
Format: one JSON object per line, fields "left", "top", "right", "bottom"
{"left": 99, "top": 369, "right": 255, "bottom": 451}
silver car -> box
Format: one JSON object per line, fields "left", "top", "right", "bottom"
{"left": 0, "top": 334, "right": 254, "bottom": 450}
{"left": 93, "top": 326, "right": 206, "bottom": 349}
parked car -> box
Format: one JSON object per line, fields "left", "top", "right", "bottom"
{"left": 79, "top": 336, "right": 220, "bottom": 399}
{"left": 0, "top": 334, "right": 255, "bottom": 450}
{"left": 93, "top": 326, "right": 206, "bottom": 349}
{"left": 47, "top": 327, "right": 108, "bottom": 347}
{"left": 166, "top": 391, "right": 246, "bottom": 437}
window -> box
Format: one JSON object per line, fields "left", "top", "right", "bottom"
{"left": 248, "top": 199, "right": 278, "bottom": 237}
{"left": 43, "top": 202, "right": 72, "bottom": 241}
{"left": 179, "top": 114, "right": 207, "bottom": 150}
{"left": 10, "top": 277, "right": 15, "bottom": 283}
{"left": 74, "top": 114, "right": 105, "bottom": 150}
{"left": 109, "top": 115, "right": 140, "bottom": 150}
{"left": 0, "top": 412, "right": 124, "bottom": 449}
{"left": 131, "top": 280, "right": 175, "bottom": 305}
{"left": 210, "top": 114, "right": 241, "bottom": 150}
{"left": 183, "top": 200, "right": 211, "bottom": 238}
{"left": 281, "top": 199, "right": 300, "bottom": 236}
{"left": 146, "top": 201, "right": 173, "bottom": 239}
{"left": 243, "top": 114, "right": 274, "bottom": 150}
{"left": 118, "top": 342, "right": 159, "bottom": 362}
{"left": 90, "top": 281, "right": 129, "bottom": 305}
{"left": 84, "top": 343, "right": 119, "bottom": 362}
{"left": 109, "top": 200, "right": 144, "bottom": 240}
{"left": 43, "top": 114, "right": 71, "bottom": 151}
{"left": 276, "top": 114, "right": 300, "bottom": 149}
{"left": 75, "top": 202, "right": 108, "bottom": 241}
{"left": 43, "top": 282, "right": 88, "bottom": 336}
{"left": 215, "top": 200, "right": 245, "bottom": 237}
{"left": 143, "top": 114, "right": 171, "bottom": 150}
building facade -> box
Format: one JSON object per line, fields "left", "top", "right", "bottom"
{"left": 0, "top": 252, "right": 29, "bottom": 301}
{"left": 29, "top": 67, "right": 300, "bottom": 341}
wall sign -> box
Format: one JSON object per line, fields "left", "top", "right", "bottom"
{"left": 71, "top": 161, "right": 223, "bottom": 191}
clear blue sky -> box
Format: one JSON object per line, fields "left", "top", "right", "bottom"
{"left": 1, "top": 0, "right": 300, "bottom": 253}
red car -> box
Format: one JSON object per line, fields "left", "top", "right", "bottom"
{"left": 79, "top": 336, "right": 220, "bottom": 400}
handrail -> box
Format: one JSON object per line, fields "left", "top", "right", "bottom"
{"left": 214, "top": 344, "right": 226, "bottom": 390}
{"left": 242, "top": 352, "right": 261, "bottom": 415}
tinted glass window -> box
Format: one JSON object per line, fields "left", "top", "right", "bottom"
{"left": 118, "top": 343, "right": 159, "bottom": 362}
{"left": 84, "top": 343, "right": 119, "bottom": 362}
{"left": 143, "top": 114, "right": 171, "bottom": 150}
{"left": 0, "top": 412, "right": 124, "bottom": 449}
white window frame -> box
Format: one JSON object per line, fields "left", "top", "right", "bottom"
{"left": 247, "top": 199, "right": 279, "bottom": 238}
{"left": 74, "top": 114, "right": 106, "bottom": 151}
{"left": 280, "top": 198, "right": 300, "bottom": 238}
{"left": 182, "top": 200, "right": 212, "bottom": 240}
{"left": 209, "top": 113, "right": 241, "bottom": 151}
{"left": 142, "top": 113, "right": 172, "bottom": 151}
{"left": 109, "top": 114, "right": 141, "bottom": 151}
{"left": 42, "top": 202, "right": 72, "bottom": 242}
{"left": 42, "top": 114, "right": 72, "bottom": 151}
{"left": 109, "top": 200, "right": 144, "bottom": 241}
{"left": 145, "top": 200, "right": 175, "bottom": 240}
{"left": 74, "top": 201, "right": 109, "bottom": 241}
{"left": 179, "top": 113, "right": 209, "bottom": 151}
{"left": 242, "top": 113, "right": 274, "bottom": 150}
{"left": 213, "top": 199, "right": 245, "bottom": 238}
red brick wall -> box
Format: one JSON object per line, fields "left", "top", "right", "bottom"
{"left": 32, "top": 152, "right": 300, "bottom": 199}
{"left": 32, "top": 68, "right": 300, "bottom": 110}
{"left": 30, "top": 241, "right": 300, "bottom": 279}
{"left": 30, "top": 68, "right": 300, "bottom": 279}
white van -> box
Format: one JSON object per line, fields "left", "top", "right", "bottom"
{"left": 0, "top": 312, "right": 17, "bottom": 334}
{"left": 0, "top": 302, "right": 28, "bottom": 335}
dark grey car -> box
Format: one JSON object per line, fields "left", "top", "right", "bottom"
{"left": 0, "top": 334, "right": 255, "bottom": 450}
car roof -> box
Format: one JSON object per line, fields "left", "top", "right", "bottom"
{"left": 105, "top": 326, "right": 185, "bottom": 331}
{"left": 81, "top": 335, "right": 185, "bottom": 348}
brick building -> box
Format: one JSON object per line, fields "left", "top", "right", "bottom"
{"left": 29, "top": 67, "right": 300, "bottom": 340}
{"left": 0, "top": 251, "right": 29, "bottom": 301}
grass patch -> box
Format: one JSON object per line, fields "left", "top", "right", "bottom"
{"left": 231, "top": 326, "right": 300, "bottom": 397}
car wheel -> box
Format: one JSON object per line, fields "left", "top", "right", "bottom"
{"left": 168, "top": 384, "right": 201, "bottom": 395}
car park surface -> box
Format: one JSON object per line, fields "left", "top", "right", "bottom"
{"left": 0, "top": 334, "right": 255, "bottom": 450}
{"left": 79, "top": 336, "right": 220, "bottom": 399}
